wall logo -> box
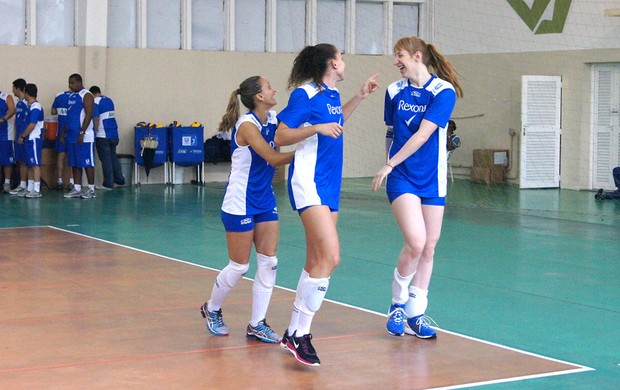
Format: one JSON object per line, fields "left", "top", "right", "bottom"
{"left": 507, "top": 0, "right": 572, "bottom": 35}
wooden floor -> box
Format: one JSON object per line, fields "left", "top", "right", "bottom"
{"left": 0, "top": 227, "right": 587, "bottom": 389}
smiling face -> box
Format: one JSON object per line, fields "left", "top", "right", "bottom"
{"left": 393, "top": 49, "right": 419, "bottom": 79}
{"left": 257, "top": 77, "right": 277, "bottom": 107}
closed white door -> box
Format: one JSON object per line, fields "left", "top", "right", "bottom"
{"left": 520, "top": 75, "right": 562, "bottom": 189}
{"left": 592, "top": 65, "right": 620, "bottom": 190}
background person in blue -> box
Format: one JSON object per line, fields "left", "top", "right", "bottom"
{"left": 90, "top": 86, "right": 125, "bottom": 190}
{"left": 274, "top": 43, "right": 379, "bottom": 367}
{"left": 51, "top": 89, "right": 74, "bottom": 190}
{"left": 200, "top": 76, "right": 294, "bottom": 343}
{"left": 63, "top": 74, "right": 96, "bottom": 199}
{"left": 372, "top": 36, "right": 463, "bottom": 340}
{"left": 8, "top": 79, "right": 29, "bottom": 196}
{"left": 17, "top": 83, "right": 44, "bottom": 198}
{"left": 0, "top": 87, "right": 16, "bottom": 193}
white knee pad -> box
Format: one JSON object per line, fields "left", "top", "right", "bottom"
{"left": 217, "top": 260, "right": 249, "bottom": 289}
{"left": 299, "top": 277, "right": 329, "bottom": 314}
{"left": 254, "top": 253, "right": 278, "bottom": 292}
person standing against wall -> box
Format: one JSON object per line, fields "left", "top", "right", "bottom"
{"left": 274, "top": 43, "right": 379, "bottom": 366}
{"left": 63, "top": 74, "right": 96, "bottom": 199}
{"left": 372, "top": 36, "right": 463, "bottom": 340}
{"left": 8, "top": 79, "right": 29, "bottom": 196}
{"left": 90, "top": 86, "right": 125, "bottom": 190}
{"left": 51, "top": 89, "right": 74, "bottom": 190}
{"left": 200, "top": 76, "right": 294, "bottom": 343}
{"left": 18, "top": 83, "right": 44, "bottom": 198}
{"left": 0, "top": 87, "right": 16, "bottom": 193}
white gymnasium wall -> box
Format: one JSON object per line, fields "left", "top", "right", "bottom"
{"left": 434, "top": 0, "right": 620, "bottom": 54}
{"left": 0, "top": 44, "right": 391, "bottom": 183}
{"left": 430, "top": 0, "right": 620, "bottom": 189}
{"left": 1, "top": 0, "right": 618, "bottom": 188}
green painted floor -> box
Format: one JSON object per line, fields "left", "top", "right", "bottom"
{"left": 2, "top": 178, "right": 619, "bottom": 389}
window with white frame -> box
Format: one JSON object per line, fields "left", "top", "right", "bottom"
{"left": 37, "top": 0, "right": 75, "bottom": 46}
{"left": 108, "top": 0, "right": 137, "bottom": 48}
{"left": 147, "top": 0, "right": 181, "bottom": 49}
{"left": 356, "top": 1, "right": 385, "bottom": 55}
{"left": 192, "top": 0, "right": 225, "bottom": 51}
{"left": 235, "top": 0, "right": 266, "bottom": 52}
{"left": 0, "top": 0, "right": 26, "bottom": 45}
{"left": 316, "top": 0, "right": 345, "bottom": 50}
{"left": 393, "top": 2, "right": 420, "bottom": 43}
{"left": 276, "top": 0, "right": 306, "bottom": 53}
{"left": 0, "top": 0, "right": 425, "bottom": 53}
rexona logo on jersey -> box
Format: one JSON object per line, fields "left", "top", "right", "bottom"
{"left": 398, "top": 101, "right": 426, "bottom": 113}
{"left": 326, "top": 104, "right": 342, "bottom": 115}
{"left": 507, "top": 0, "right": 572, "bottom": 35}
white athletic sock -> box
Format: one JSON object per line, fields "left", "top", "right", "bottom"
{"left": 27, "top": 180, "right": 34, "bottom": 192}
{"left": 405, "top": 285, "right": 429, "bottom": 318}
{"left": 392, "top": 268, "right": 415, "bottom": 305}
{"left": 34, "top": 182, "right": 41, "bottom": 192}
{"left": 288, "top": 306, "right": 301, "bottom": 335}
{"left": 208, "top": 260, "right": 249, "bottom": 312}
{"left": 250, "top": 253, "right": 278, "bottom": 326}
{"left": 288, "top": 269, "right": 310, "bottom": 333}
{"left": 295, "top": 276, "right": 329, "bottom": 336}
{"left": 19, "top": 180, "right": 26, "bottom": 189}
{"left": 74, "top": 184, "right": 82, "bottom": 191}
{"left": 4, "top": 179, "right": 9, "bottom": 185}
{"left": 250, "top": 291, "right": 271, "bottom": 327}
{"left": 296, "top": 311, "right": 314, "bottom": 336}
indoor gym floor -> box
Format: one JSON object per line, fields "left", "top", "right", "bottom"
{"left": 0, "top": 177, "right": 618, "bottom": 389}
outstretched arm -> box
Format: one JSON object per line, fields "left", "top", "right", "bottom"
{"left": 238, "top": 122, "right": 295, "bottom": 167}
{"left": 274, "top": 121, "right": 343, "bottom": 147}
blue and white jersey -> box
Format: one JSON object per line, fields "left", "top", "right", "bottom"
{"left": 93, "top": 95, "right": 118, "bottom": 140}
{"left": 221, "top": 111, "right": 278, "bottom": 216}
{"left": 66, "top": 89, "right": 94, "bottom": 143}
{"left": 277, "top": 83, "right": 344, "bottom": 211}
{"left": 0, "top": 91, "right": 14, "bottom": 141}
{"left": 15, "top": 98, "right": 29, "bottom": 138}
{"left": 52, "top": 91, "right": 72, "bottom": 134}
{"left": 26, "top": 101, "right": 44, "bottom": 140}
{"left": 384, "top": 75, "right": 456, "bottom": 198}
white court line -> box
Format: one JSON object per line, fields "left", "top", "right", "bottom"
{"left": 43, "top": 225, "right": 595, "bottom": 388}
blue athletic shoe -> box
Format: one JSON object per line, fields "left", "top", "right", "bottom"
{"left": 386, "top": 303, "right": 406, "bottom": 336}
{"left": 405, "top": 314, "right": 437, "bottom": 339}
{"left": 200, "top": 302, "right": 229, "bottom": 336}
{"left": 246, "top": 319, "right": 280, "bottom": 343}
